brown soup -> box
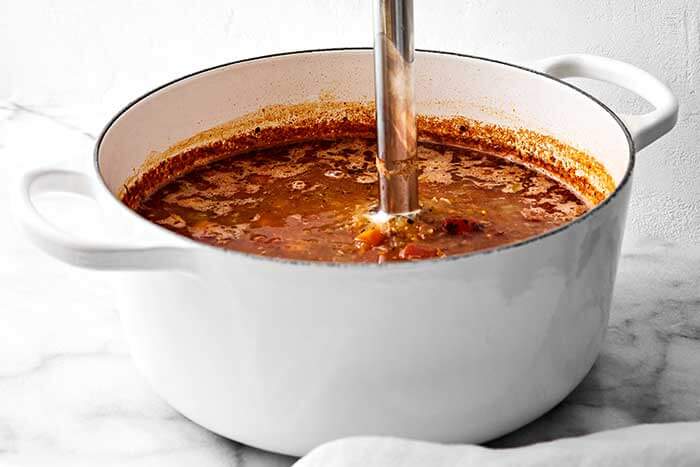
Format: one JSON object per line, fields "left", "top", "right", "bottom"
{"left": 133, "top": 137, "right": 590, "bottom": 263}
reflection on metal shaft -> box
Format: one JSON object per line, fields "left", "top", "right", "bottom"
{"left": 373, "top": 0, "right": 419, "bottom": 215}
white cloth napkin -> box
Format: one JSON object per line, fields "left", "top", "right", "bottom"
{"left": 294, "top": 422, "right": 700, "bottom": 467}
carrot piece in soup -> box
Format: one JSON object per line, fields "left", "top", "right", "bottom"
{"left": 355, "top": 227, "right": 386, "bottom": 248}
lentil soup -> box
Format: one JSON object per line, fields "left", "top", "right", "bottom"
{"left": 132, "top": 137, "right": 590, "bottom": 263}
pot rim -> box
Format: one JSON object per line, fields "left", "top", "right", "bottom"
{"left": 93, "top": 47, "right": 634, "bottom": 269}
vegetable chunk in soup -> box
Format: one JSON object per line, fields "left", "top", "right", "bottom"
{"left": 134, "top": 138, "right": 590, "bottom": 263}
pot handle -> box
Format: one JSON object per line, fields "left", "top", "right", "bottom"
{"left": 17, "top": 168, "right": 194, "bottom": 271}
{"left": 532, "top": 54, "right": 679, "bottom": 151}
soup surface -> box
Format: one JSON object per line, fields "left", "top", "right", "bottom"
{"left": 133, "top": 138, "right": 589, "bottom": 263}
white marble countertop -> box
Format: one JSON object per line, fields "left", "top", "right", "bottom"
{"left": 1, "top": 101, "right": 699, "bottom": 466}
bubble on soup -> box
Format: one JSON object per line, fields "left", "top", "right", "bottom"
{"left": 324, "top": 170, "right": 345, "bottom": 179}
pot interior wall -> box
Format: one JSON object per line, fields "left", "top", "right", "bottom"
{"left": 98, "top": 50, "right": 631, "bottom": 196}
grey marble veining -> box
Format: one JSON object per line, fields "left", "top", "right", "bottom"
{"left": 1, "top": 102, "right": 698, "bottom": 466}
{"left": 492, "top": 238, "right": 700, "bottom": 448}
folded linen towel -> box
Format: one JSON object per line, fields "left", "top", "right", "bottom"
{"left": 294, "top": 422, "right": 700, "bottom": 467}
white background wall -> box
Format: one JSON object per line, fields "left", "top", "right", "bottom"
{"left": 2, "top": 0, "right": 698, "bottom": 241}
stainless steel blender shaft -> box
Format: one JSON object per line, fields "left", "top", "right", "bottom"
{"left": 373, "top": 0, "right": 419, "bottom": 215}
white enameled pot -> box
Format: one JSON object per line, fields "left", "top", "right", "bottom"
{"left": 17, "top": 50, "right": 677, "bottom": 456}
